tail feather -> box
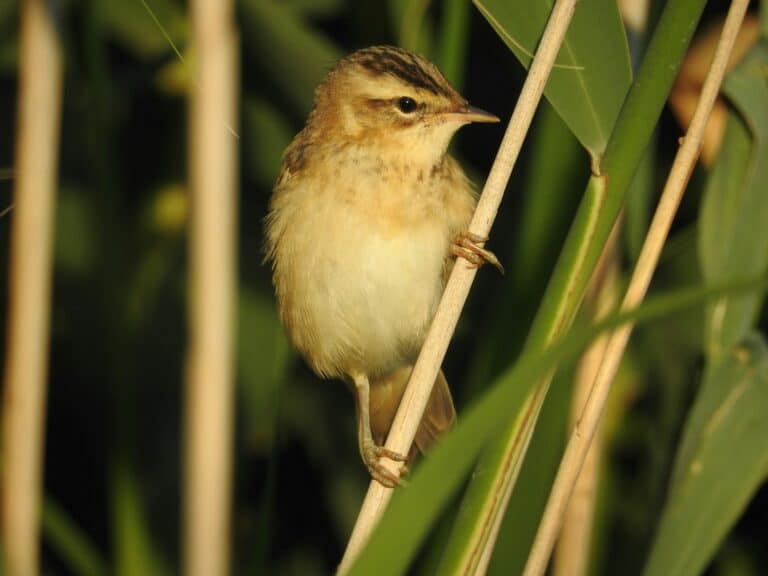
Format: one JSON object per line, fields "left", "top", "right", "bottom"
{"left": 369, "top": 367, "right": 456, "bottom": 459}
{"left": 414, "top": 369, "right": 456, "bottom": 454}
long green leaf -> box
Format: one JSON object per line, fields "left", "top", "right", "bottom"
{"left": 348, "top": 276, "right": 768, "bottom": 576}
{"left": 644, "top": 333, "right": 768, "bottom": 576}
{"left": 699, "top": 45, "right": 768, "bottom": 355}
{"left": 473, "top": 0, "right": 631, "bottom": 156}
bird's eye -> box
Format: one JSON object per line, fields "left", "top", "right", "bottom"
{"left": 396, "top": 97, "right": 418, "bottom": 114}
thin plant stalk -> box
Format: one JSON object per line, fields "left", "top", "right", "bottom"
{"left": 338, "top": 0, "right": 580, "bottom": 570}
{"left": 522, "top": 2, "right": 751, "bottom": 574}
{"left": 184, "top": 0, "right": 238, "bottom": 574}
{"left": 1, "top": 1, "right": 63, "bottom": 575}
{"left": 553, "top": 225, "right": 621, "bottom": 576}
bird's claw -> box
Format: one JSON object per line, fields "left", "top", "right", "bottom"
{"left": 452, "top": 231, "right": 504, "bottom": 275}
{"left": 361, "top": 439, "right": 409, "bottom": 488}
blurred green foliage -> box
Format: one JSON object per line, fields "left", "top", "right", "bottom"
{"left": 0, "top": 1, "right": 766, "bottom": 575}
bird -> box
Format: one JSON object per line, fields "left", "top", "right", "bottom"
{"left": 265, "top": 45, "right": 501, "bottom": 487}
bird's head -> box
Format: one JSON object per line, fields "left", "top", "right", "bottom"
{"left": 308, "top": 46, "right": 499, "bottom": 166}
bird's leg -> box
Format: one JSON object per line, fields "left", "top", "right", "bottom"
{"left": 452, "top": 231, "right": 505, "bottom": 274}
{"left": 352, "top": 372, "right": 408, "bottom": 488}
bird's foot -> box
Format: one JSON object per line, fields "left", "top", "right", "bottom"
{"left": 452, "top": 231, "right": 504, "bottom": 274}
{"left": 361, "top": 439, "right": 409, "bottom": 488}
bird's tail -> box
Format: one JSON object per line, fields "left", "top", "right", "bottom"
{"left": 369, "top": 366, "right": 457, "bottom": 461}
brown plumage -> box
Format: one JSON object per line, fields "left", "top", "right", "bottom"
{"left": 265, "top": 46, "right": 500, "bottom": 486}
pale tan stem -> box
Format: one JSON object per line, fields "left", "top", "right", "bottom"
{"left": 522, "top": 2, "right": 751, "bottom": 575}
{"left": 184, "top": 0, "right": 238, "bottom": 575}
{"left": 553, "top": 225, "right": 621, "bottom": 576}
{"left": 338, "top": 0, "right": 580, "bottom": 571}
{"left": 1, "top": 1, "right": 63, "bottom": 575}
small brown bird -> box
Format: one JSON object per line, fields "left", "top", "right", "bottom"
{"left": 265, "top": 46, "right": 500, "bottom": 486}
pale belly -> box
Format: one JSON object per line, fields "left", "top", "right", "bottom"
{"left": 275, "top": 195, "right": 450, "bottom": 380}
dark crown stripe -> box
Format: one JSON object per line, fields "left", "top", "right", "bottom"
{"left": 353, "top": 46, "right": 452, "bottom": 97}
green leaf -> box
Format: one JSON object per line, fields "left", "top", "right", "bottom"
{"left": 473, "top": 0, "right": 632, "bottom": 156}
{"left": 348, "top": 276, "right": 768, "bottom": 576}
{"left": 625, "top": 141, "right": 656, "bottom": 264}
{"left": 699, "top": 44, "right": 768, "bottom": 356}
{"left": 644, "top": 333, "right": 768, "bottom": 576}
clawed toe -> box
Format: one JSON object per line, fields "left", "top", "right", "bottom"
{"left": 452, "top": 231, "right": 504, "bottom": 274}
{"left": 362, "top": 440, "right": 408, "bottom": 488}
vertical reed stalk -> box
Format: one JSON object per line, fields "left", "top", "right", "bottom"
{"left": 184, "top": 0, "right": 238, "bottom": 573}
{"left": 1, "top": 1, "right": 63, "bottom": 574}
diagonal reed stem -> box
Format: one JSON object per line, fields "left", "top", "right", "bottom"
{"left": 522, "top": 2, "right": 751, "bottom": 574}
{"left": 338, "top": 0, "right": 580, "bottom": 571}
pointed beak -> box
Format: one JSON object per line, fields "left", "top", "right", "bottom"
{"left": 443, "top": 103, "right": 500, "bottom": 124}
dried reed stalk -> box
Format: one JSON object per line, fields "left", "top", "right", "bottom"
{"left": 1, "top": 1, "right": 63, "bottom": 575}
{"left": 553, "top": 224, "right": 621, "bottom": 576}
{"left": 184, "top": 0, "right": 238, "bottom": 574}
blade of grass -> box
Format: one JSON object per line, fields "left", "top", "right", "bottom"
{"left": 700, "top": 43, "right": 768, "bottom": 355}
